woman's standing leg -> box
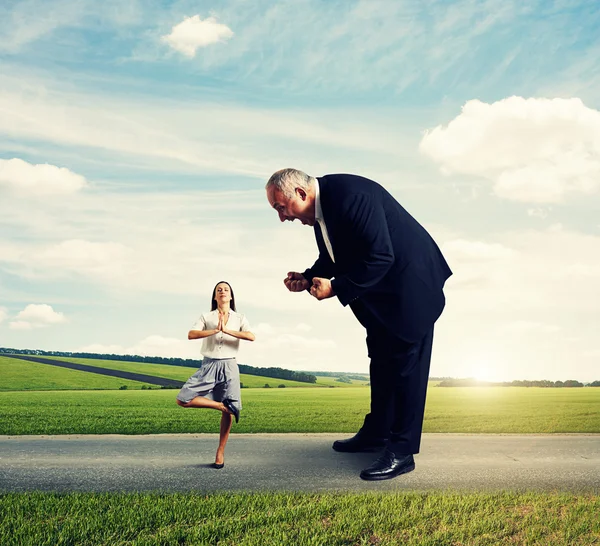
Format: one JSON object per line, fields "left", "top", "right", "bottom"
{"left": 215, "top": 411, "right": 233, "bottom": 466}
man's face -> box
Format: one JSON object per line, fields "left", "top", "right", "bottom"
{"left": 267, "top": 186, "right": 315, "bottom": 226}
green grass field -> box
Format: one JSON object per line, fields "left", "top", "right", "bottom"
{"left": 1, "top": 356, "right": 346, "bottom": 389}
{"left": 0, "top": 356, "right": 155, "bottom": 391}
{"left": 1, "top": 357, "right": 598, "bottom": 544}
{"left": 1, "top": 386, "right": 598, "bottom": 435}
{"left": 0, "top": 491, "right": 597, "bottom": 545}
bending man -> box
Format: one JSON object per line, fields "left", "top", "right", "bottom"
{"left": 266, "top": 168, "right": 452, "bottom": 481}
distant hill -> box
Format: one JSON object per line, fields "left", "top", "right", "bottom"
{"left": 437, "top": 378, "right": 597, "bottom": 387}
{"left": 305, "top": 371, "right": 369, "bottom": 381}
{"left": 0, "top": 347, "right": 317, "bottom": 384}
{"left": 305, "top": 372, "right": 453, "bottom": 382}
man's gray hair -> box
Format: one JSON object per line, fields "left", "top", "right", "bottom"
{"left": 266, "top": 168, "right": 315, "bottom": 199}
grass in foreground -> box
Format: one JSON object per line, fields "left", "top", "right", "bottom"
{"left": 0, "top": 386, "right": 599, "bottom": 435}
{"left": 0, "top": 491, "right": 598, "bottom": 545}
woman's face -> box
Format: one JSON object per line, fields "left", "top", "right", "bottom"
{"left": 214, "top": 283, "right": 232, "bottom": 306}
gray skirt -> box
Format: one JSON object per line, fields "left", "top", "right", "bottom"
{"left": 177, "top": 357, "right": 242, "bottom": 412}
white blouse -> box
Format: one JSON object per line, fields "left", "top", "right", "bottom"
{"left": 191, "top": 309, "right": 253, "bottom": 359}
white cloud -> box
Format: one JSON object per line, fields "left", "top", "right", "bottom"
{"left": 420, "top": 96, "right": 600, "bottom": 204}
{"left": 37, "top": 239, "right": 128, "bottom": 278}
{"left": 435, "top": 224, "right": 600, "bottom": 381}
{"left": 502, "top": 321, "right": 561, "bottom": 334}
{"left": 254, "top": 323, "right": 275, "bottom": 335}
{"left": 78, "top": 329, "right": 338, "bottom": 366}
{"left": 0, "top": 69, "right": 406, "bottom": 179}
{"left": 243, "top": 321, "right": 338, "bottom": 371}
{"left": 77, "top": 325, "right": 339, "bottom": 371}
{"left": 244, "top": 323, "right": 336, "bottom": 351}
{"left": 78, "top": 343, "right": 127, "bottom": 355}
{"left": 9, "top": 321, "right": 33, "bottom": 331}
{"left": 161, "top": 15, "right": 233, "bottom": 57}
{"left": 0, "top": 306, "right": 8, "bottom": 324}
{"left": 442, "top": 239, "right": 515, "bottom": 262}
{"left": 0, "top": 158, "right": 87, "bottom": 196}
{"left": 527, "top": 207, "right": 550, "bottom": 219}
{"left": 10, "top": 303, "right": 66, "bottom": 330}
{"left": 0, "top": 188, "right": 338, "bottom": 316}
{"left": 78, "top": 335, "right": 197, "bottom": 360}
{"left": 443, "top": 226, "right": 600, "bottom": 311}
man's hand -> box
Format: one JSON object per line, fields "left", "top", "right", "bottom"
{"left": 284, "top": 272, "right": 310, "bottom": 292}
{"left": 310, "top": 277, "right": 335, "bottom": 300}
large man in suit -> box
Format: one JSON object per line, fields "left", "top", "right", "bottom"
{"left": 266, "top": 168, "right": 452, "bottom": 480}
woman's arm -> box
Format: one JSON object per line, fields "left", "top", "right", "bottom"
{"left": 188, "top": 313, "right": 221, "bottom": 340}
{"left": 188, "top": 328, "right": 219, "bottom": 340}
{"left": 222, "top": 328, "right": 255, "bottom": 342}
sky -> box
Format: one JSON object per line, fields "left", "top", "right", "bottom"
{"left": 1, "top": 0, "right": 599, "bottom": 382}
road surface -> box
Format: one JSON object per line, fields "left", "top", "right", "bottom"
{"left": 1, "top": 433, "right": 598, "bottom": 493}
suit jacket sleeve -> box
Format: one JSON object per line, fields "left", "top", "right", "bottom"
{"left": 330, "top": 193, "right": 395, "bottom": 306}
{"left": 301, "top": 223, "right": 336, "bottom": 286}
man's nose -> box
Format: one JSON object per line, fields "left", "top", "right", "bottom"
{"left": 278, "top": 211, "right": 286, "bottom": 222}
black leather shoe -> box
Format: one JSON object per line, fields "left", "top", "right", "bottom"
{"left": 212, "top": 462, "right": 224, "bottom": 469}
{"left": 222, "top": 399, "right": 239, "bottom": 423}
{"left": 359, "top": 450, "right": 415, "bottom": 481}
{"left": 332, "top": 433, "right": 388, "bottom": 453}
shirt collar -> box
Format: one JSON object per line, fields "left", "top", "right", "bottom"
{"left": 314, "top": 178, "right": 323, "bottom": 222}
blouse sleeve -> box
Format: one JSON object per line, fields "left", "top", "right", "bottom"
{"left": 240, "top": 314, "right": 252, "bottom": 332}
{"left": 191, "top": 314, "right": 207, "bottom": 331}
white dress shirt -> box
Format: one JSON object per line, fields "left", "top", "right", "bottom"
{"left": 192, "top": 310, "right": 252, "bottom": 359}
{"left": 315, "top": 180, "right": 335, "bottom": 263}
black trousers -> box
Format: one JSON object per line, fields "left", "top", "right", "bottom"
{"left": 360, "top": 326, "right": 434, "bottom": 455}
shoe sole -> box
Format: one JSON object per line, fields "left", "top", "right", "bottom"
{"left": 332, "top": 445, "right": 385, "bottom": 453}
{"left": 359, "top": 463, "right": 415, "bottom": 481}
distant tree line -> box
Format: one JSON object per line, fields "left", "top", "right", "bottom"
{"left": 304, "top": 371, "right": 369, "bottom": 381}
{"left": 0, "top": 347, "right": 317, "bottom": 384}
{"left": 437, "top": 378, "right": 597, "bottom": 388}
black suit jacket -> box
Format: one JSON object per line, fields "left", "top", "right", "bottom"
{"left": 302, "top": 174, "right": 452, "bottom": 344}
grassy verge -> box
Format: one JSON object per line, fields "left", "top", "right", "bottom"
{"left": 0, "top": 356, "right": 337, "bottom": 390}
{"left": 0, "top": 356, "right": 155, "bottom": 391}
{"left": 1, "top": 387, "right": 599, "bottom": 435}
{"left": 0, "top": 491, "right": 598, "bottom": 545}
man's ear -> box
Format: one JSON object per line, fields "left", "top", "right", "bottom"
{"left": 296, "top": 188, "right": 307, "bottom": 200}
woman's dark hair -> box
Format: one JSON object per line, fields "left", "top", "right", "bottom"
{"left": 210, "top": 281, "right": 236, "bottom": 311}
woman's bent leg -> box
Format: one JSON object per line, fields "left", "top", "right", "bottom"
{"left": 177, "top": 396, "right": 227, "bottom": 412}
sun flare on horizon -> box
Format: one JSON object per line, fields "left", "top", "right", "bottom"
{"left": 464, "top": 351, "right": 509, "bottom": 383}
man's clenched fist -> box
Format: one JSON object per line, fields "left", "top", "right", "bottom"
{"left": 284, "top": 272, "right": 310, "bottom": 292}
{"left": 310, "top": 277, "right": 334, "bottom": 300}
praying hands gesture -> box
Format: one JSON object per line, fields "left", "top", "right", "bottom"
{"left": 217, "top": 312, "right": 229, "bottom": 333}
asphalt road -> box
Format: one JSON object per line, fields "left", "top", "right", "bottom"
{"left": 1, "top": 433, "right": 598, "bottom": 493}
